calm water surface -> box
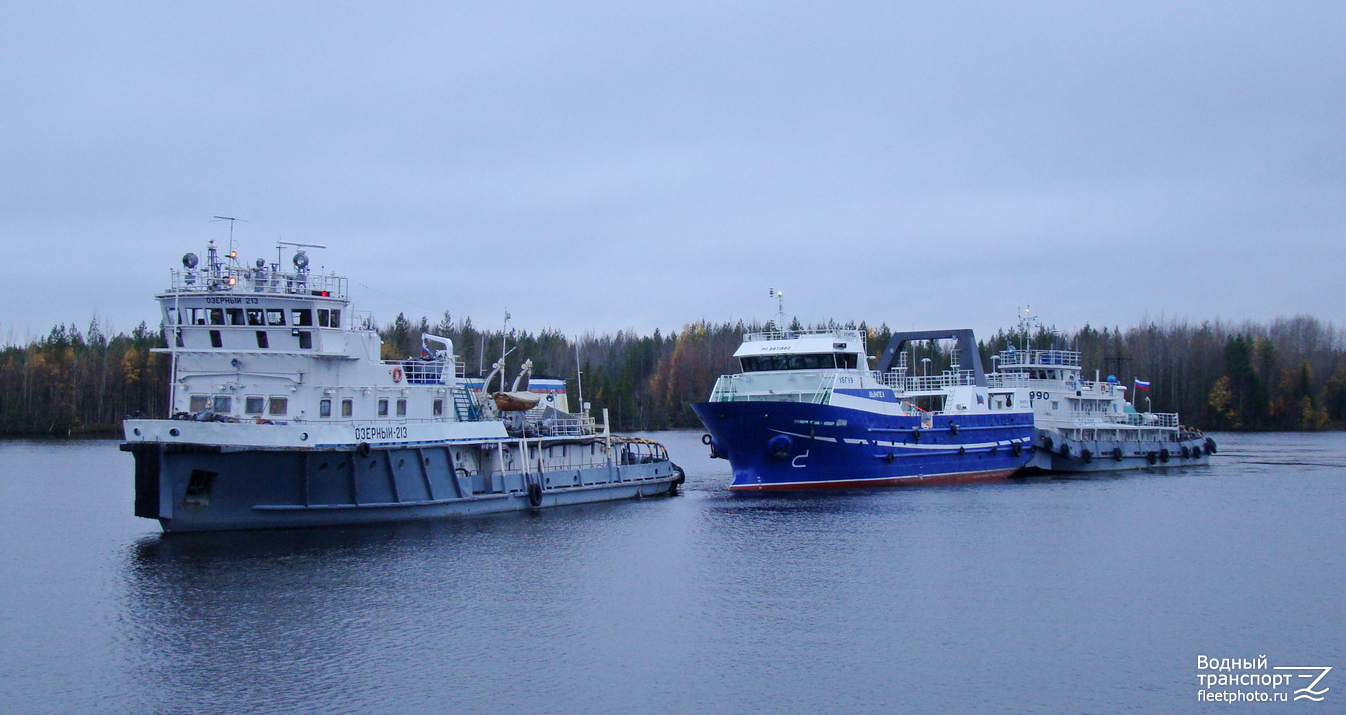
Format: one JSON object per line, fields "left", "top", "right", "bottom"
{"left": 0, "top": 431, "right": 1342, "bottom": 713}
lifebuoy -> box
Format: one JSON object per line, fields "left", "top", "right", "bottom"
{"left": 391, "top": 366, "right": 404, "bottom": 383}
{"left": 527, "top": 481, "right": 542, "bottom": 507}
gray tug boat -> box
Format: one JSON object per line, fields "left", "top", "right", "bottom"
{"left": 122, "top": 240, "right": 682, "bottom": 532}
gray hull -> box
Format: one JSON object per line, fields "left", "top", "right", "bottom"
{"left": 1022, "top": 430, "right": 1215, "bottom": 473}
{"left": 123, "top": 441, "right": 681, "bottom": 532}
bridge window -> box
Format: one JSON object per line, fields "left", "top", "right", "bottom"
{"left": 319, "top": 399, "right": 332, "bottom": 418}
{"left": 189, "top": 395, "right": 208, "bottom": 412}
{"left": 266, "top": 308, "right": 285, "bottom": 326}
{"left": 209, "top": 309, "right": 225, "bottom": 325}
{"left": 245, "top": 397, "right": 264, "bottom": 414}
{"left": 740, "top": 353, "right": 839, "bottom": 372}
{"left": 227, "top": 308, "right": 245, "bottom": 325}
{"left": 246, "top": 308, "right": 265, "bottom": 326}
{"left": 297, "top": 331, "right": 312, "bottom": 349}
{"left": 291, "top": 309, "right": 313, "bottom": 326}
{"left": 330, "top": 310, "right": 340, "bottom": 328}
{"left": 268, "top": 397, "right": 288, "bottom": 416}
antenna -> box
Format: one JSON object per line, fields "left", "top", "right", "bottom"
{"left": 500, "top": 310, "right": 512, "bottom": 393}
{"left": 275, "top": 240, "right": 328, "bottom": 270}
{"left": 211, "top": 216, "right": 247, "bottom": 260}
{"left": 1016, "top": 305, "right": 1042, "bottom": 350}
{"left": 768, "top": 288, "right": 786, "bottom": 331}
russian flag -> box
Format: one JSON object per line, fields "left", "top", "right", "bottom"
{"left": 1134, "top": 379, "right": 1150, "bottom": 390}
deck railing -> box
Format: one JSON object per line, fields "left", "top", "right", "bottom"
{"left": 996, "top": 349, "right": 1081, "bottom": 368}
{"left": 169, "top": 268, "right": 349, "bottom": 299}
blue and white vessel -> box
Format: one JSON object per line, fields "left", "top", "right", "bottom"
{"left": 121, "top": 240, "right": 682, "bottom": 532}
{"left": 693, "top": 327, "right": 1036, "bottom": 490}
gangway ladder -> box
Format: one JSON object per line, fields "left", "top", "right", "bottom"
{"left": 452, "top": 384, "right": 479, "bottom": 422}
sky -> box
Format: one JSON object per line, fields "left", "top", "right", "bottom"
{"left": 2, "top": 2, "right": 1344, "bottom": 344}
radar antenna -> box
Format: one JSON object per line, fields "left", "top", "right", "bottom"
{"left": 768, "top": 288, "right": 787, "bottom": 332}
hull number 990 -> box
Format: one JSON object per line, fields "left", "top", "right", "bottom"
{"left": 1029, "top": 391, "right": 1051, "bottom": 401}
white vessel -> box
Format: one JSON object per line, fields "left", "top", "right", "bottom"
{"left": 121, "top": 241, "right": 682, "bottom": 532}
{"left": 988, "top": 345, "right": 1215, "bottom": 471}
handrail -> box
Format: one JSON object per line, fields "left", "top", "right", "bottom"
{"left": 742, "top": 328, "right": 864, "bottom": 343}
{"left": 168, "top": 267, "right": 349, "bottom": 299}
{"left": 996, "top": 349, "right": 1081, "bottom": 368}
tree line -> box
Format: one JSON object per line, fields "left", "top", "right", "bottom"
{"left": 2, "top": 313, "right": 1343, "bottom": 435}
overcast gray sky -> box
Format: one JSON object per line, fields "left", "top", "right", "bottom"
{"left": 3, "top": 2, "right": 1343, "bottom": 343}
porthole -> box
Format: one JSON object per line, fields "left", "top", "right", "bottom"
{"left": 397, "top": 458, "right": 405, "bottom": 468}
{"left": 168, "top": 428, "right": 180, "bottom": 437}
{"left": 337, "top": 462, "right": 348, "bottom": 471}
{"left": 133, "top": 428, "right": 141, "bottom": 436}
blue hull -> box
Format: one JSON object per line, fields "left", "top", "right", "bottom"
{"left": 692, "top": 401, "right": 1035, "bottom": 490}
